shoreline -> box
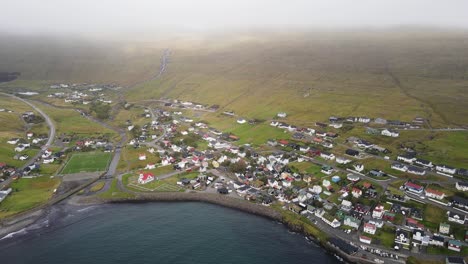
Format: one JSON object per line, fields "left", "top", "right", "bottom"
{"left": 1, "top": 192, "right": 385, "bottom": 264}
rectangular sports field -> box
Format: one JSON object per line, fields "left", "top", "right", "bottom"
{"left": 61, "top": 152, "right": 112, "bottom": 174}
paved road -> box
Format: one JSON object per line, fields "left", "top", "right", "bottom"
{"left": 0, "top": 93, "right": 56, "bottom": 189}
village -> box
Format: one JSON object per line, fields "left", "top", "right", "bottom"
{"left": 1, "top": 90, "right": 467, "bottom": 263}
{"left": 101, "top": 98, "right": 468, "bottom": 261}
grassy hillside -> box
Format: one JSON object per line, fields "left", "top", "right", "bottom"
{"left": 125, "top": 30, "right": 468, "bottom": 127}
{"left": 1, "top": 30, "right": 468, "bottom": 127}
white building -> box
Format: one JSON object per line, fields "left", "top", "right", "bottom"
{"left": 381, "top": 129, "right": 399, "bottom": 137}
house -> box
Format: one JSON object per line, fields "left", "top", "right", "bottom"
{"left": 381, "top": 129, "right": 399, "bottom": 137}
{"left": 446, "top": 257, "right": 467, "bottom": 264}
{"left": 383, "top": 212, "right": 396, "bottom": 221}
{"left": 391, "top": 163, "right": 408, "bottom": 172}
{"left": 429, "top": 235, "right": 445, "bottom": 247}
{"left": 425, "top": 188, "right": 445, "bottom": 200}
{"left": 395, "top": 229, "right": 411, "bottom": 249}
{"left": 357, "top": 117, "right": 371, "bottom": 123}
{"left": 336, "top": 156, "right": 351, "bottom": 164}
{"left": 407, "top": 166, "right": 426, "bottom": 176}
{"left": 439, "top": 223, "right": 450, "bottom": 235}
{"left": 320, "top": 152, "right": 335, "bottom": 160}
{"left": 341, "top": 200, "right": 353, "bottom": 212}
{"left": 277, "top": 112, "right": 287, "bottom": 118}
{"left": 447, "top": 211, "right": 466, "bottom": 225}
{"left": 447, "top": 240, "right": 463, "bottom": 252}
{"left": 397, "top": 154, "right": 416, "bottom": 164}
{"left": 352, "top": 187, "right": 362, "bottom": 198}
{"left": 456, "top": 181, "right": 468, "bottom": 191}
{"left": 138, "top": 172, "right": 155, "bottom": 184}
{"left": 346, "top": 174, "right": 360, "bottom": 182}
{"left": 14, "top": 145, "right": 26, "bottom": 152}
{"left": 436, "top": 165, "right": 457, "bottom": 175}
{"left": 372, "top": 205, "right": 385, "bottom": 219}
{"left": 412, "top": 229, "right": 429, "bottom": 246}
{"left": 0, "top": 188, "right": 13, "bottom": 203}
{"left": 415, "top": 158, "right": 433, "bottom": 168}
{"left": 138, "top": 153, "right": 147, "bottom": 161}
{"left": 302, "top": 175, "right": 313, "bottom": 184}
{"left": 403, "top": 181, "right": 424, "bottom": 194}
{"left": 353, "top": 164, "right": 364, "bottom": 172}
{"left": 145, "top": 163, "right": 156, "bottom": 170}
{"left": 357, "top": 140, "right": 373, "bottom": 149}
{"left": 458, "top": 168, "right": 468, "bottom": 177}
{"left": 233, "top": 181, "right": 245, "bottom": 189}
{"left": 288, "top": 203, "right": 303, "bottom": 214}
{"left": 7, "top": 138, "right": 20, "bottom": 145}
{"left": 315, "top": 209, "right": 341, "bottom": 228}
{"left": 43, "top": 157, "right": 55, "bottom": 164}
{"left": 345, "top": 149, "right": 359, "bottom": 157}
{"left": 321, "top": 165, "right": 333, "bottom": 175}
{"left": 359, "top": 235, "right": 372, "bottom": 245}
{"left": 451, "top": 196, "right": 468, "bottom": 210}
{"left": 344, "top": 216, "right": 361, "bottom": 229}
{"left": 363, "top": 223, "right": 377, "bottom": 235}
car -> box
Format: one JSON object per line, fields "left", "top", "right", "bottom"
{"left": 19, "top": 154, "right": 29, "bottom": 161}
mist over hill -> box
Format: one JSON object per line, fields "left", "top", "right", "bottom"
{"left": 1, "top": 29, "right": 468, "bottom": 126}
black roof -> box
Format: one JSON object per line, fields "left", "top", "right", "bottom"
{"left": 446, "top": 257, "right": 466, "bottom": 264}
{"left": 452, "top": 196, "right": 468, "bottom": 205}
{"left": 329, "top": 238, "right": 358, "bottom": 255}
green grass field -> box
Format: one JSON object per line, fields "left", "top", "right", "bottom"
{"left": 0, "top": 176, "right": 60, "bottom": 218}
{"left": 61, "top": 152, "right": 111, "bottom": 174}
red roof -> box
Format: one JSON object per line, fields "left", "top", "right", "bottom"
{"left": 405, "top": 181, "right": 423, "bottom": 190}
{"left": 140, "top": 172, "right": 154, "bottom": 181}
{"left": 425, "top": 188, "right": 444, "bottom": 196}
{"left": 363, "top": 182, "right": 372, "bottom": 189}
{"left": 278, "top": 139, "right": 289, "bottom": 145}
{"left": 364, "top": 223, "right": 376, "bottom": 229}
{"left": 352, "top": 187, "right": 362, "bottom": 193}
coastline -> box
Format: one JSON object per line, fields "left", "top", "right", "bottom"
{"left": 0, "top": 192, "right": 384, "bottom": 264}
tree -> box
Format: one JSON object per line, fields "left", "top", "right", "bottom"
{"left": 90, "top": 102, "right": 111, "bottom": 119}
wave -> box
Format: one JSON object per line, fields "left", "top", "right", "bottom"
{"left": 0, "top": 228, "right": 28, "bottom": 241}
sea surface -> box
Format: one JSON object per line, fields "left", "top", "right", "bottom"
{"left": 0, "top": 202, "right": 339, "bottom": 264}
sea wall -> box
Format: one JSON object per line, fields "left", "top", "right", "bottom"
{"left": 105, "top": 192, "right": 282, "bottom": 220}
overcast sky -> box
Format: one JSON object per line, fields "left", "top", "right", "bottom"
{"left": 2, "top": 0, "right": 468, "bottom": 35}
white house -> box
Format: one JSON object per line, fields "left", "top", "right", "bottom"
{"left": 436, "top": 165, "right": 457, "bottom": 175}
{"left": 372, "top": 205, "right": 385, "bottom": 219}
{"left": 237, "top": 118, "right": 246, "bottom": 124}
{"left": 359, "top": 236, "right": 372, "bottom": 245}
{"left": 277, "top": 112, "right": 287, "bottom": 118}
{"left": 425, "top": 188, "right": 445, "bottom": 200}
{"left": 320, "top": 152, "right": 335, "bottom": 160}
{"left": 43, "top": 157, "right": 55, "bottom": 164}
{"left": 139, "top": 153, "right": 147, "bottom": 161}
{"left": 14, "top": 145, "right": 26, "bottom": 152}
{"left": 381, "top": 129, "right": 399, "bottom": 137}
{"left": 145, "top": 163, "right": 156, "bottom": 170}
{"left": 138, "top": 172, "right": 155, "bottom": 184}
{"left": 336, "top": 156, "right": 351, "bottom": 164}
{"left": 363, "top": 223, "right": 377, "bottom": 235}
{"left": 391, "top": 163, "right": 408, "bottom": 172}
{"left": 353, "top": 164, "right": 364, "bottom": 172}
{"left": 7, "top": 138, "right": 20, "bottom": 145}
{"left": 358, "top": 117, "right": 371, "bottom": 123}
{"left": 447, "top": 211, "right": 465, "bottom": 225}
{"left": 455, "top": 181, "right": 468, "bottom": 191}
{"left": 397, "top": 155, "right": 416, "bottom": 164}
{"left": 344, "top": 216, "right": 361, "bottom": 229}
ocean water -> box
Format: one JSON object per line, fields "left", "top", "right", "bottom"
{"left": 0, "top": 202, "right": 339, "bottom": 264}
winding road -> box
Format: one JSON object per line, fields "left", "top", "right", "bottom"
{"left": 0, "top": 93, "right": 56, "bottom": 189}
